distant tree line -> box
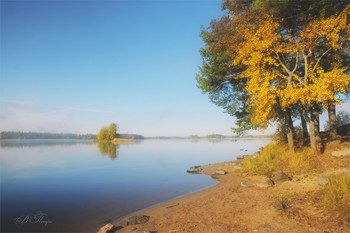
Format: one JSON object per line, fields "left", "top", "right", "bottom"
{"left": 188, "top": 134, "right": 271, "bottom": 139}
{"left": 205, "top": 134, "right": 226, "bottom": 139}
{"left": 189, "top": 135, "right": 200, "bottom": 140}
{"left": 118, "top": 134, "right": 144, "bottom": 140}
{"left": 0, "top": 131, "right": 96, "bottom": 140}
{"left": 189, "top": 134, "right": 226, "bottom": 139}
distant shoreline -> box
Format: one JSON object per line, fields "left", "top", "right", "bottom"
{"left": 0, "top": 131, "right": 144, "bottom": 140}
{"left": 144, "top": 135, "right": 273, "bottom": 140}
{"left": 0, "top": 131, "right": 272, "bottom": 141}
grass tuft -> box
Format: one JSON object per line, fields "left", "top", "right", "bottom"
{"left": 322, "top": 173, "right": 350, "bottom": 209}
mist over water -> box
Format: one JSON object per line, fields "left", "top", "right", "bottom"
{"left": 0, "top": 138, "right": 270, "bottom": 232}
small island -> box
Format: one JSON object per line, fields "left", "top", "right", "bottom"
{"left": 96, "top": 123, "right": 134, "bottom": 144}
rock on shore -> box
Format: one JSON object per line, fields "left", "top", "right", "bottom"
{"left": 271, "top": 170, "right": 291, "bottom": 184}
{"left": 97, "top": 223, "right": 116, "bottom": 233}
{"left": 125, "top": 215, "right": 150, "bottom": 225}
{"left": 215, "top": 169, "right": 227, "bottom": 175}
{"left": 187, "top": 166, "right": 203, "bottom": 173}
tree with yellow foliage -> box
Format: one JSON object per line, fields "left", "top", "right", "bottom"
{"left": 198, "top": 0, "right": 349, "bottom": 153}
{"left": 97, "top": 127, "right": 108, "bottom": 141}
{"left": 97, "top": 123, "right": 118, "bottom": 141}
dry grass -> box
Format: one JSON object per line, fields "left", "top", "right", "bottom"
{"left": 322, "top": 173, "right": 350, "bottom": 209}
{"left": 286, "top": 173, "right": 350, "bottom": 229}
{"left": 241, "top": 140, "right": 350, "bottom": 229}
{"left": 241, "top": 142, "right": 324, "bottom": 177}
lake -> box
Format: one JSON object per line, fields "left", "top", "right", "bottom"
{"left": 0, "top": 138, "right": 270, "bottom": 232}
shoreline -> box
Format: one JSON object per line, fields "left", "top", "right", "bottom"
{"left": 112, "top": 178, "right": 220, "bottom": 227}
{"left": 112, "top": 162, "right": 230, "bottom": 230}
{"left": 108, "top": 157, "right": 349, "bottom": 233}
{"left": 112, "top": 138, "right": 134, "bottom": 144}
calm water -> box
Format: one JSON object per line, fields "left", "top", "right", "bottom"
{"left": 0, "top": 138, "right": 270, "bottom": 232}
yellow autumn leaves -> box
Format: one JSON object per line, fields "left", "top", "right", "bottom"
{"left": 228, "top": 5, "right": 350, "bottom": 128}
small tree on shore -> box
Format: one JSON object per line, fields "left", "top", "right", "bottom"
{"left": 107, "top": 123, "right": 118, "bottom": 140}
{"left": 97, "top": 123, "right": 118, "bottom": 141}
{"left": 97, "top": 127, "right": 108, "bottom": 141}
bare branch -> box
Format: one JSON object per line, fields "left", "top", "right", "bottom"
{"left": 307, "top": 48, "right": 313, "bottom": 58}
{"left": 274, "top": 52, "right": 291, "bottom": 75}
{"left": 312, "top": 48, "right": 332, "bottom": 73}
{"left": 302, "top": 50, "right": 309, "bottom": 85}
{"left": 291, "top": 51, "right": 299, "bottom": 74}
{"left": 292, "top": 74, "right": 303, "bottom": 85}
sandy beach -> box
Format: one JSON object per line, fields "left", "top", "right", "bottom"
{"left": 114, "top": 160, "right": 349, "bottom": 233}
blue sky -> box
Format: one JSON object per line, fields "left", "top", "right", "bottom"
{"left": 1, "top": 0, "right": 347, "bottom": 137}
{"left": 1, "top": 0, "right": 245, "bottom": 136}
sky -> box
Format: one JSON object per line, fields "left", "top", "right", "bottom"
{"left": 1, "top": 0, "right": 241, "bottom": 137}
{"left": 0, "top": 0, "right": 348, "bottom": 137}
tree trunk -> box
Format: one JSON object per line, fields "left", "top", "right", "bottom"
{"left": 301, "top": 107, "right": 318, "bottom": 153}
{"left": 311, "top": 108, "right": 321, "bottom": 144}
{"left": 316, "top": 112, "right": 320, "bottom": 133}
{"left": 328, "top": 104, "right": 337, "bottom": 137}
{"left": 287, "top": 131, "right": 294, "bottom": 152}
{"left": 309, "top": 120, "right": 317, "bottom": 153}
{"left": 300, "top": 110, "right": 308, "bottom": 138}
{"left": 284, "top": 109, "right": 295, "bottom": 152}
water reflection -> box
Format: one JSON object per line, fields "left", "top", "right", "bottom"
{"left": 0, "top": 139, "right": 92, "bottom": 148}
{"left": 1, "top": 139, "right": 272, "bottom": 232}
{"left": 97, "top": 142, "right": 119, "bottom": 160}
{"left": 205, "top": 139, "right": 226, "bottom": 143}
{"left": 189, "top": 139, "right": 227, "bottom": 144}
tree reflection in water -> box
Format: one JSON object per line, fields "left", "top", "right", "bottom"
{"left": 97, "top": 142, "right": 119, "bottom": 160}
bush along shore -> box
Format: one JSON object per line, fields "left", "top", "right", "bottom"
{"left": 97, "top": 130, "right": 349, "bottom": 233}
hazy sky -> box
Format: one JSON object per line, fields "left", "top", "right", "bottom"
{"left": 1, "top": 0, "right": 348, "bottom": 137}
